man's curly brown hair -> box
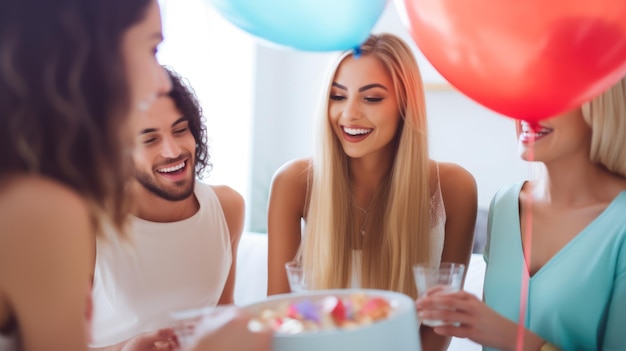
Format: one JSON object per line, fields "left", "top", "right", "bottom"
{"left": 163, "top": 66, "right": 212, "bottom": 178}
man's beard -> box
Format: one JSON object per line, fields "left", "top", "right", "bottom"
{"left": 135, "top": 170, "right": 195, "bottom": 202}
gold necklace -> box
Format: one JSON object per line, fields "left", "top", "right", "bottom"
{"left": 354, "top": 204, "right": 369, "bottom": 236}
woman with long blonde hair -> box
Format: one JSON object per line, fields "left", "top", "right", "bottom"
{"left": 416, "top": 77, "right": 626, "bottom": 350}
{"left": 268, "top": 33, "right": 477, "bottom": 350}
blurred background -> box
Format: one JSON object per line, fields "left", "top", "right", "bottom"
{"left": 157, "top": 0, "right": 536, "bottom": 233}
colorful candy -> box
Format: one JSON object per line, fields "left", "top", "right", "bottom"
{"left": 250, "top": 293, "right": 392, "bottom": 334}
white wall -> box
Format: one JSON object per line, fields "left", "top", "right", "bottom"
{"left": 248, "top": 48, "right": 334, "bottom": 231}
{"left": 426, "top": 91, "right": 529, "bottom": 207}
{"left": 158, "top": 0, "right": 256, "bottom": 224}
{"left": 248, "top": 1, "right": 532, "bottom": 231}
{"left": 157, "top": 1, "right": 535, "bottom": 232}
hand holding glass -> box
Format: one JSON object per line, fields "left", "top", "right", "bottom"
{"left": 170, "top": 306, "right": 229, "bottom": 349}
{"left": 170, "top": 306, "right": 272, "bottom": 351}
{"left": 284, "top": 261, "right": 307, "bottom": 292}
{"left": 413, "top": 262, "right": 465, "bottom": 327}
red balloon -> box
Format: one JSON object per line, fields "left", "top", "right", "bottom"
{"left": 400, "top": 0, "right": 626, "bottom": 122}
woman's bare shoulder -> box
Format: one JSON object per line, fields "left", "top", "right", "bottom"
{"left": 434, "top": 161, "right": 477, "bottom": 192}
{"left": 0, "top": 174, "right": 93, "bottom": 350}
{"left": 0, "top": 174, "right": 91, "bottom": 241}
{"left": 1, "top": 173, "right": 87, "bottom": 205}
{"left": 269, "top": 158, "right": 312, "bottom": 216}
{"left": 273, "top": 158, "right": 312, "bottom": 181}
{"left": 271, "top": 158, "right": 312, "bottom": 192}
{"left": 0, "top": 174, "right": 93, "bottom": 302}
{"left": 431, "top": 161, "right": 477, "bottom": 214}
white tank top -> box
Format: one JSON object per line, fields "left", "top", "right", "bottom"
{"left": 90, "top": 182, "right": 232, "bottom": 347}
{"left": 428, "top": 162, "right": 447, "bottom": 265}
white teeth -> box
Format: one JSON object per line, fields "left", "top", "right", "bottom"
{"left": 521, "top": 122, "right": 533, "bottom": 133}
{"left": 343, "top": 127, "right": 372, "bottom": 136}
{"left": 523, "top": 132, "right": 548, "bottom": 139}
{"left": 157, "top": 161, "right": 185, "bottom": 173}
{"left": 520, "top": 122, "right": 551, "bottom": 138}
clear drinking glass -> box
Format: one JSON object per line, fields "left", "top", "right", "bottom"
{"left": 284, "top": 261, "right": 307, "bottom": 292}
{"left": 170, "top": 306, "right": 228, "bottom": 349}
{"left": 413, "top": 262, "right": 465, "bottom": 327}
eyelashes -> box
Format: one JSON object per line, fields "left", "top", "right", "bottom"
{"left": 329, "top": 95, "right": 384, "bottom": 103}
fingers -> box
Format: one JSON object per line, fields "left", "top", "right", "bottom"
{"left": 123, "top": 328, "right": 178, "bottom": 351}
{"left": 418, "top": 307, "right": 467, "bottom": 326}
{"left": 417, "top": 290, "right": 478, "bottom": 311}
{"left": 415, "top": 290, "right": 484, "bottom": 335}
{"left": 416, "top": 289, "right": 472, "bottom": 305}
{"left": 153, "top": 340, "right": 177, "bottom": 351}
{"left": 432, "top": 324, "right": 473, "bottom": 338}
{"left": 153, "top": 330, "right": 179, "bottom": 350}
{"left": 418, "top": 294, "right": 519, "bottom": 350}
{"left": 155, "top": 327, "right": 176, "bottom": 340}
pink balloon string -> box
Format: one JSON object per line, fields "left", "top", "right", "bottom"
{"left": 517, "top": 134, "right": 535, "bottom": 351}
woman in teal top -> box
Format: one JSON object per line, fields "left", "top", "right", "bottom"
{"left": 416, "top": 77, "right": 626, "bottom": 351}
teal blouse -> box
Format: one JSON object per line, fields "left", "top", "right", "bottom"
{"left": 483, "top": 182, "right": 626, "bottom": 350}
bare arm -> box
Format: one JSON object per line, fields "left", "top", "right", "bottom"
{"left": 0, "top": 177, "right": 93, "bottom": 351}
{"left": 267, "top": 159, "right": 310, "bottom": 295}
{"left": 417, "top": 290, "right": 548, "bottom": 351}
{"left": 438, "top": 162, "right": 477, "bottom": 281}
{"left": 421, "top": 162, "right": 478, "bottom": 351}
{"left": 213, "top": 185, "right": 245, "bottom": 305}
{"left": 416, "top": 166, "right": 552, "bottom": 350}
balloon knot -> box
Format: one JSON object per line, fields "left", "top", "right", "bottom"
{"left": 353, "top": 46, "right": 361, "bottom": 59}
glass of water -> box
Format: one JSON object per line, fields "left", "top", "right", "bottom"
{"left": 284, "top": 261, "right": 307, "bottom": 292}
{"left": 413, "top": 262, "right": 465, "bottom": 327}
{"left": 170, "top": 306, "right": 226, "bottom": 349}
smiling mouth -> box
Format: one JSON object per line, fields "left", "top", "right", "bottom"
{"left": 156, "top": 160, "right": 186, "bottom": 174}
{"left": 342, "top": 126, "right": 373, "bottom": 136}
{"left": 520, "top": 121, "right": 552, "bottom": 140}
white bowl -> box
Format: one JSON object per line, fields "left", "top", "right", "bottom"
{"left": 243, "top": 289, "right": 422, "bottom": 351}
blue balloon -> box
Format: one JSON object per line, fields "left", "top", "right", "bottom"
{"left": 207, "top": 0, "right": 388, "bottom": 51}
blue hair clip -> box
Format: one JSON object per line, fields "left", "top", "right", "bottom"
{"left": 353, "top": 46, "right": 361, "bottom": 59}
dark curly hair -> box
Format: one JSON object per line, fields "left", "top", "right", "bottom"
{"left": 0, "top": 0, "right": 153, "bottom": 233}
{"left": 163, "top": 66, "right": 212, "bottom": 178}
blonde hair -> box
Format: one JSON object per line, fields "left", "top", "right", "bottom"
{"left": 301, "top": 33, "right": 430, "bottom": 299}
{"left": 581, "top": 76, "right": 626, "bottom": 178}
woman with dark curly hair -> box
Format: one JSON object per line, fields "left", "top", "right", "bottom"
{"left": 0, "top": 1, "right": 270, "bottom": 351}
{"left": 0, "top": 0, "right": 171, "bottom": 349}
